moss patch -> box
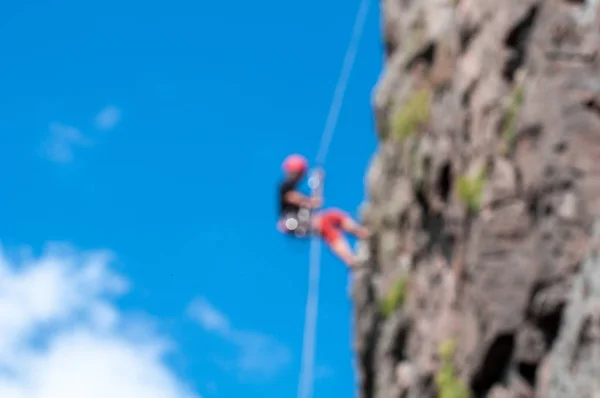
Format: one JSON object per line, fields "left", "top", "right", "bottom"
{"left": 380, "top": 276, "right": 408, "bottom": 317}
{"left": 436, "top": 339, "right": 470, "bottom": 398}
{"left": 501, "top": 84, "right": 524, "bottom": 153}
{"left": 392, "top": 89, "right": 432, "bottom": 142}
{"left": 456, "top": 167, "right": 487, "bottom": 212}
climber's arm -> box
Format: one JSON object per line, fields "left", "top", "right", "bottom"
{"left": 284, "top": 190, "right": 322, "bottom": 209}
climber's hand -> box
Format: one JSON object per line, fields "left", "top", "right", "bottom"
{"left": 313, "top": 167, "right": 325, "bottom": 181}
{"left": 310, "top": 196, "right": 323, "bottom": 208}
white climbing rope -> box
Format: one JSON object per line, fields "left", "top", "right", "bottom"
{"left": 296, "top": 0, "right": 371, "bottom": 397}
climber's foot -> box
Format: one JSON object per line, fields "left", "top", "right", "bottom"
{"left": 346, "top": 256, "right": 358, "bottom": 269}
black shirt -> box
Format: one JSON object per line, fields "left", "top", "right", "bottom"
{"left": 278, "top": 177, "right": 301, "bottom": 218}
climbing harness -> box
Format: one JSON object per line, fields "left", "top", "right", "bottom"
{"left": 279, "top": 208, "right": 313, "bottom": 237}
{"left": 296, "top": 0, "right": 372, "bottom": 397}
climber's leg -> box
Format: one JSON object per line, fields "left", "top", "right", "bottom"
{"left": 314, "top": 208, "right": 359, "bottom": 268}
{"left": 317, "top": 208, "right": 370, "bottom": 240}
{"left": 340, "top": 215, "right": 370, "bottom": 240}
{"left": 328, "top": 237, "right": 358, "bottom": 268}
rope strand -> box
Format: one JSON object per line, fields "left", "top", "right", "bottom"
{"left": 296, "top": 1, "right": 371, "bottom": 397}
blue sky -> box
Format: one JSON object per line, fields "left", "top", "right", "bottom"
{"left": 0, "top": 0, "right": 382, "bottom": 397}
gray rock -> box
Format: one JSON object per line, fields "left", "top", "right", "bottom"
{"left": 353, "top": 0, "right": 600, "bottom": 397}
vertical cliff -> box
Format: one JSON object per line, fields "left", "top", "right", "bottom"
{"left": 352, "top": 0, "right": 600, "bottom": 397}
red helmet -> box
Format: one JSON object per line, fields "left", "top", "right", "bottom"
{"left": 282, "top": 154, "right": 308, "bottom": 174}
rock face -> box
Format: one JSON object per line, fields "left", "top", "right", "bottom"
{"left": 352, "top": 0, "right": 600, "bottom": 397}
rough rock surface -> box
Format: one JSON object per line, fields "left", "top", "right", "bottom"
{"left": 352, "top": 0, "right": 600, "bottom": 397}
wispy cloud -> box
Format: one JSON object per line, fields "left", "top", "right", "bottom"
{"left": 0, "top": 242, "right": 200, "bottom": 398}
{"left": 42, "top": 105, "right": 121, "bottom": 164}
{"left": 189, "top": 298, "right": 231, "bottom": 332}
{"left": 95, "top": 105, "right": 121, "bottom": 131}
{"left": 187, "top": 297, "right": 291, "bottom": 381}
{"left": 42, "top": 122, "right": 92, "bottom": 164}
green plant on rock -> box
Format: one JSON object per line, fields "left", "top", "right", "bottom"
{"left": 438, "top": 338, "right": 456, "bottom": 360}
{"left": 380, "top": 275, "right": 408, "bottom": 317}
{"left": 456, "top": 167, "right": 487, "bottom": 212}
{"left": 436, "top": 338, "right": 470, "bottom": 398}
{"left": 501, "top": 84, "right": 524, "bottom": 153}
{"left": 392, "top": 89, "right": 432, "bottom": 142}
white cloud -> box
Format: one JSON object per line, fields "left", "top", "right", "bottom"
{"left": 42, "top": 105, "right": 120, "bottom": 163}
{"left": 187, "top": 298, "right": 230, "bottom": 333}
{"left": 187, "top": 297, "right": 291, "bottom": 381}
{"left": 42, "top": 122, "right": 92, "bottom": 164}
{"left": 0, "top": 242, "right": 200, "bottom": 398}
{"left": 95, "top": 105, "right": 121, "bottom": 131}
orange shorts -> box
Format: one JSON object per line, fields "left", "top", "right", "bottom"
{"left": 314, "top": 208, "right": 349, "bottom": 245}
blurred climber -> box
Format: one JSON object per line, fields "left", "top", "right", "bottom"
{"left": 277, "top": 154, "right": 370, "bottom": 268}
